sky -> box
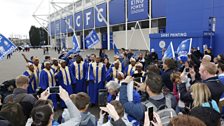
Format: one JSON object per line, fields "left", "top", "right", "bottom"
{"left": 0, "top": 0, "right": 72, "bottom": 39}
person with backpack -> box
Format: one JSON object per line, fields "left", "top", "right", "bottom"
{"left": 119, "top": 72, "right": 177, "bottom": 125}
{"left": 4, "top": 75, "right": 37, "bottom": 121}
{"left": 189, "top": 83, "right": 221, "bottom": 126}
{"left": 179, "top": 62, "right": 224, "bottom": 108}
{"left": 4, "top": 75, "right": 37, "bottom": 104}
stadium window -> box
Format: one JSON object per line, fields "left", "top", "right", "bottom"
{"left": 140, "top": 21, "right": 149, "bottom": 29}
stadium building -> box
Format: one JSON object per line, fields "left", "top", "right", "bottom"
{"left": 48, "top": 0, "right": 224, "bottom": 58}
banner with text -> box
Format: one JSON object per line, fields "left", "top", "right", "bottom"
{"left": 128, "top": 0, "right": 149, "bottom": 21}
{"left": 0, "top": 34, "right": 17, "bottom": 60}
{"left": 85, "top": 30, "right": 100, "bottom": 49}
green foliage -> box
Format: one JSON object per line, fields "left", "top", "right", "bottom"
{"left": 29, "top": 26, "right": 48, "bottom": 46}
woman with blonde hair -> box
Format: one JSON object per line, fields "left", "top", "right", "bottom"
{"left": 189, "top": 83, "right": 221, "bottom": 126}
{"left": 190, "top": 83, "right": 220, "bottom": 112}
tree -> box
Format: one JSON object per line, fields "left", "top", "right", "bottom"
{"left": 29, "top": 26, "right": 49, "bottom": 46}
{"left": 29, "top": 26, "right": 40, "bottom": 46}
{"left": 39, "top": 27, "right": 48, "bottom": 45}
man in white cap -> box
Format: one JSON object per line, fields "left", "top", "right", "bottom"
{"left": 23, "top": 62, "right": 38, "bottom": 94}
{"left": 133, "top": 62, "right": 145, "bottom": 83}
{"left": 124, "top": 57, "right": 136, "bottom": 76}
{"left": 113, "top": 55, "right": 123, "bottom": 71}
{"left": 39, "top": 61, "right": 57, "bottom": 107}
{"left": 21, "top": 54, "right": 41, "bottom": 85}
{"left": 51, "top": 58, "right": 60, "bottom": 73}
{"left": 106, "top": 60, "right": 122, "bottom": 82}
{"left": 39, "top": 61, "right": 56, "bottom": 90}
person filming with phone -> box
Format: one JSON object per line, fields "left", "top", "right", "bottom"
{"left": 119, "top": 72, "right": 177, "bottom": 125}
{"left": 29, "top": 86, "right": 81, "bottom": 126}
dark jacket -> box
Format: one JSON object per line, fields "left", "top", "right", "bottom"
{"left": 0, "top": 115, "right": 12, "bottom": 126}
{"left": 4, "top": 88, "right": 37, "bottom": 120}
{"left": 179, "top": 76, "right": 224, "bottom": 104}
{"left": 190, "top": 106, "right": 221, "bottom": 126}
{"left": 204, "top": 76, "right": 224, "bottom": 104}
{"left": 111, "top": 118, "right": 127, "bottom": 126}
{"left": 4, "top": 88, "right": 36, "bottom": 105}
{"left": 162, "top": 69, "right": 175, "bottom": 91}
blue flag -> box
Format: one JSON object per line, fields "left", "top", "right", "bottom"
{"left": 72, "top": 34, "right": 80, "bottom": 52}
{"left": 162, "top": 42, "right": 175, "bottom": 60}
{"left": 85, "top": 30, "right": 100, "bottom": 49}
{"left": 0, "top": 34, "right": 17, "bottom": 60}
{"left": 113, "top": 42, "right": 119, "bottom": 55}
{"left": 176, "top": 38, "right": 192, "bottom": 57}
{"left": 63, "top": 34, "right": 80, "bottom": 58}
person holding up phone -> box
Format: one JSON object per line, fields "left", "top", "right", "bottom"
{"left": 29, "top": 86, "right": 81, "bottom": 126}
{"left": 120, "top": 73, "right": 177, "bottom": 125}
{"left": 144, "top": 111, "right": 162, "bottom": 126}
{"left": 98, "top": 101, "right": 132, "bottom": 126}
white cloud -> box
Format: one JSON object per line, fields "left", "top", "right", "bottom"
{"left": 0, "top": 0, "right": 72, "bottom": 38}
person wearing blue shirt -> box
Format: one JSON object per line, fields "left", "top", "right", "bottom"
{"left": 55, "top": 60, "right": 75, "bottom": 95}
{"left": 88, "top": 57, "right": 106, "bottom": 104}
{"left": 23, "top": 63, "right": 38, "bottom": 94}
{"left": 70, "top": 56, "right": 87, "bottom": 93}
{"left": 106, "top": 60, "right": 122, "bottom": 82}
{"left": 39, "top": 61, "right": 57, "bottom": 108}
{"left": 124, "top": 58, "right": 136, "bottom": 76}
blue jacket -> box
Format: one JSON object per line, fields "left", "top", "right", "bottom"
{"left": 119, "top": 83, "right": 145, "bottom": 121}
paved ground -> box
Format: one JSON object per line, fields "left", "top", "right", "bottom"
{"left": 0, "top": 48, "right": 114, "bottom": 84}
{"left": 0, "top": 48, "right": 115, "bottom": 118}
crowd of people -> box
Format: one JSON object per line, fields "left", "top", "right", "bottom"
{"left": 0, "top": 47, "right": 224, "bottom": 126}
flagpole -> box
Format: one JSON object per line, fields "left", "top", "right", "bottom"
{"left": 82, "top": 0, "right": 85, "bottom": 50}
{"left": 149, "top": 0, "right": 152, "bottom": 50}
{"left": 170, "top": 42, "right": 175, "bottom": 59}
{"left": 48, "top": 0, "right": 51, "bottom": 45}
{"left": 73, "top": 0, "right": 75, "bottom": 32}
{"left": 93, "top": 0, "right": 96, "bottom": 50}
{"left": 107, "top": 0, "right": 110, "bottom": 50}
{"left": 125, "top": 0, "right": 128, "bottom": 49}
